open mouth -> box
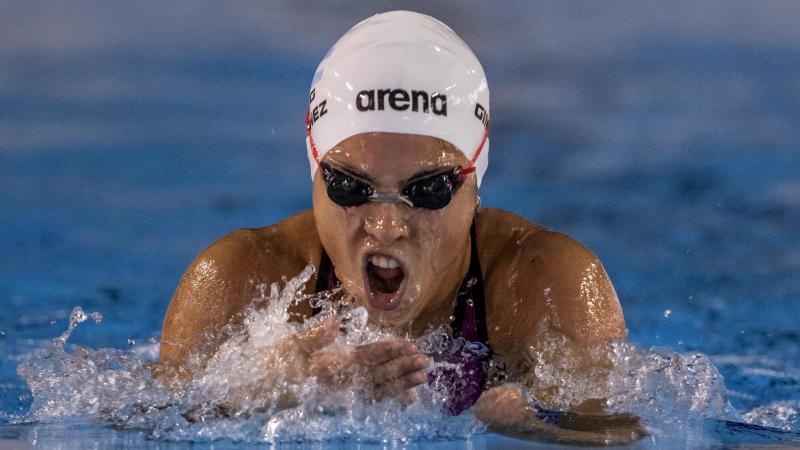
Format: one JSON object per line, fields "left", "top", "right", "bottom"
{"left": 363, "top": 254, "right": 406, "bottom": 311}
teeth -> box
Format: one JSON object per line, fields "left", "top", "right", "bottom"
{"left": 370, "top": 255, "right": 399, "bottom": 269}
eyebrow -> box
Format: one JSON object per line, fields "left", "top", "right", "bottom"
{"left": 324, "top": 160, "right": 375, "bottom": 183}
{"left": 404, "top": 167, "right": 455, "bottom": 183}
{"left": 325, "top": 160, "right": 456, "bottom": 185}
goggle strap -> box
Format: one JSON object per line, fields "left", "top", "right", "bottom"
{"left": 309, "top": 107, "right": 489, "bottom": 179}
{"left": 306, "top": 108, "right": 321, "bottom": 164}
{"left": 456, "top": 127, "right": 488, "bottom": 182}
{"left": 456, "top": 166, "right": 476, "bottom": 183}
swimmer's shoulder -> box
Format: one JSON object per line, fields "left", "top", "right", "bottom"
{"left": 474, "top": 208, "right": 545, "bottom": 254}
{"left": 475, "top": 207, "right": 596, "bottom": 267}
{"left": 219, "top": 209, "right": 322, "bottom": 276}
{"left": 476, "top": 208, "right": 626, "bottom": 347}
{"left": 475, "top": 207, "right": 601, "bottom": 283}
{"left": 184, "top": 210, "right": 320, "bottom": 283}
{"left": 160, "top": 211, "right": 322, "bottom": 362}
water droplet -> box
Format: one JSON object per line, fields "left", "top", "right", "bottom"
{"left": 50, "top": 320, "right": 56, "bottom": 325}
{"left": 127, "top": 338, "right": 136, "bottom": 346}
{"left": 663, "top": 309, "right": 672, "bottom": 318}
{"left": 449, "top": 315, "right": 455, "bottom": 322}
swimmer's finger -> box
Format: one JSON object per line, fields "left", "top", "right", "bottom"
{"left": 292, "top": 316, "right": 339, "bottom": 355}
{"left": 398, "top": 369, "right": 428, "bottom": 389}
{"left": 353, "top": 339, "right": 421, "bottom": 366}
{"left": 372, "top": 354, "right": 431, "bottom": 384}
{"left": 372, "top": 370, "right": 426, "bottom": 402}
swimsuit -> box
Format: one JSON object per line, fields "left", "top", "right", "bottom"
{"left": 313, "top": 222, "right": 492, "bottom": 415}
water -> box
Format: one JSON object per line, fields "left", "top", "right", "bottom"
{"left": 8, "top": 270, "right": 797, "bottom": 448}
{"left": 2, "top": 1, "right": 799, "bottom": 448}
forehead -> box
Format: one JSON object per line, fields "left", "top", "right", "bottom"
{"left": 323, "top": 132, "right": 468, "bottom": 181}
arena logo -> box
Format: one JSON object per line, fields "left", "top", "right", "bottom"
{"left": 356, "top": 89, "right": 447, "bottom": 116}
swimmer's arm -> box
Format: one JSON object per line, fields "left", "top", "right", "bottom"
{"left": 475, "top": 385, "right": 644, "bottom": 445}
{"left": 475, "top": 232, "right": 644, "bottom": 443}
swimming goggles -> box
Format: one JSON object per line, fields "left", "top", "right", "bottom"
{"left": 320, "top": 162, "right": 470, "bottom": 210}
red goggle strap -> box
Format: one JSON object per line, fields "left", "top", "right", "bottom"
{"left": 306, "top": 108, "right": 321, "bottom": 165}
{"left": 457, "top": 126, "right": 489, "bottom": 183}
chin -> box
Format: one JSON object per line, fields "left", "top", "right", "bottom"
{"left": 354, "top": 287, "right": 420, "bottom": 328}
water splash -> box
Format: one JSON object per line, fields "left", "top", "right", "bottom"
{"left": 52, "top": 306, "right": 102, "bottom": 349}
{"left": 520, "top": 318, "right": 739, "bottom": 424}
{"left": 744, "top": 401, "right": 800, "bottom": 431}
{"left": 12, "top": 266, "right": 797, "bottom": 444}
{"left": 15, "top": 266, "right": 482, "bottom": 443}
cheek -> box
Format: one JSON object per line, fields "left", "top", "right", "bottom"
{"left": 314, "top": 186, "right": 347, "bottom": 253}
{"left": 313, "top": 186, "right": 365, "bottom": 287}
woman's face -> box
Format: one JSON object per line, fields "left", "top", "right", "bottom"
{"left": 312, "top": 132, "right": 478, "bottom": 329}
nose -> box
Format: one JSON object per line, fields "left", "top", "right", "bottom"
{"left": 362, "top": 203, "right": 411, "bottom": 246}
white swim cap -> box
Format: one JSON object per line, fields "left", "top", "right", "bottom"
{"left": 306, "top": 10, "right": 490, "bottom": 187}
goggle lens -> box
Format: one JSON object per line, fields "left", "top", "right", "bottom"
{"left": 402, "top": 172, "right": 457, "bottom": 210}
{"left": 321, "top": 164, "right": 374, "bottom": 207}
{"left": 320, "top": 163, "right": 464, "bottom": 210}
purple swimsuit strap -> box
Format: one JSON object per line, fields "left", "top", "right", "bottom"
{"left": 435, "top": 221, "right": 491, "bottom": 415}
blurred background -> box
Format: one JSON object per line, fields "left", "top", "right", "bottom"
{"left": 1, "top": 0, "right": 798, "bottom": 419}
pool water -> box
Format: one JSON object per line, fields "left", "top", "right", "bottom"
{"left": 2, "top": 1, "right": 799, "bottom": 448}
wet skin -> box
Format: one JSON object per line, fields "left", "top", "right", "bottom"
{"left": 159, "top": 132, "right": 639, "bottom": 443}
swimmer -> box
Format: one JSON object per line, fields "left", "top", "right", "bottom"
{"left": 159, "top": 11, "right": 643, "bottom": 445}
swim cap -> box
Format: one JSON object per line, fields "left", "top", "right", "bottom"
{"left": 306, "top": 10, "right": 490, "bottom": 187}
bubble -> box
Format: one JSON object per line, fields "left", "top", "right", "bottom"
{"left": 664, "top": 309, "right": 673, "bottom": 318}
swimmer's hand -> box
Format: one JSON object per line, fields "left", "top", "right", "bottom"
{"left": 474, "top": 385, "right": 646, "bottom": 446}
{"left": 278, "top": 316, "right": 432, "bottom": 406}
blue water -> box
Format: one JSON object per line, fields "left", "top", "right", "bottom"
{"left": 2, "top": 1, "right": 799, "bottom": 448}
